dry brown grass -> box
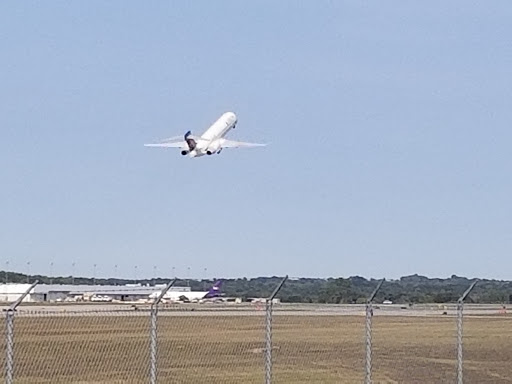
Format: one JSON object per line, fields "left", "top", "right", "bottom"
{"left": 5, "top": 312, "right": 512, "bottom": 383}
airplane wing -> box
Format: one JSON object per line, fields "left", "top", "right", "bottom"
{"left": 144, "top": 141, "right": 186, "bottom": 148}
{"left": 158, "top": 135, "right": 185, "bottom": 142}
{"left": 144, "top": 134, "right": 206, "bottom": 148}
{"left": 160, "top": 135, "right": 204, "bottom": 142}
{"left": 220, "top": 139, "right": 266, "bottom": 148}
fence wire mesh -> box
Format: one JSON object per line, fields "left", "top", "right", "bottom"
{"left": 462, "top": 309, "right": 512, "bottom": 384}
{"left": 1, "top": 310, "right": 7, "bottom": 383}
{"left": 272, "top": 305, "right": 365, "bottom": 383}
{"left": 2, "top": 300, "right": 511, "bottom": 383}
{"left": 12, "top": 307, "right": 150, "bottom": 383}
{"left": 156, "top": 304, "right": 265, "bottom": 384}
{"left": 372, "top": 307, "right": 458, "bottom": 383}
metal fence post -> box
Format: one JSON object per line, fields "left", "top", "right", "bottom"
{"left": 149, "top": 278, "right": 177, "bottom": 384}
{"left": 264, "top": 299, "right": 272, "bottom": 384}
{"left": 365, "top": 279, "right": 384, "bottom": 384}
{"left": 4, "top": 280, "right": 38, "bottom": 384}
{"left": 5, "top": 309, "right": 14, "bottom": 384}
{"left": 264, "top": 275, "right": 288, "bottom": 384}
{"left": 456, "top": 279, "right": 478, "bottom": 384}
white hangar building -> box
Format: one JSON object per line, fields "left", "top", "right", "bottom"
{"left": 0, "top": 283, "right": 191, "bottom": 303}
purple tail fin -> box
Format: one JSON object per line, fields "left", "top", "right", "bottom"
{"left": 205, "top": 280, "right": 223, "bottom": 298}
{"left": 184, "top": 131, "right": 197, "bottom": 150}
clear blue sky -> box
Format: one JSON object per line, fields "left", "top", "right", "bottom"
{"left": 1, "top": 2, "right": 511, "bottom": 281}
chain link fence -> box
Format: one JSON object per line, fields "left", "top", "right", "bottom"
{"left": 372, "top": 313, "right": 457, "bottom": 382}
{"left": 2, "top": 279, "right": 511, "bottom": 383}
{"left": 11, "top": 309, "right": 150, "bottom": 383}
{"left": 273, "top": 308, "right": 365, "bottom": 383}
{"left": 157, "top": 309, "right": 265, "bottom": 383}
{"left": 463, "top": 313, "right": 512, "bottom": 383}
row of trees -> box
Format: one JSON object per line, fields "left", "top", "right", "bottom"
{"left": 2, "top": 271, "right": 511, "bottom": 304}
{"left": 219, "top": 275, "right": 512, "bottom": 304}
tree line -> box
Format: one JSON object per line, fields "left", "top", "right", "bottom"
{"left": 218, "top": 274, "right": 512, "bottom": 304}
{"left": 2, "top": 271, "right": 511, "bottom": 304}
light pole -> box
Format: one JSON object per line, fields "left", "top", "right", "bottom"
{"left": 93, "top": 263, "right": 97, "bottom": 285}
{"left": 5, "top": 260, "right": 9, "bottom": 284}
{"left": 50, "top": 262, "right": 54, "bottom": 285}
{"left": 71, "top": 262, "right": 75, "bottom": 285}
{"left": 26, "top": 261, "right": 31, "bottom": 283}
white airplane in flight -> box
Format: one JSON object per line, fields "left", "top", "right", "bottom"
{"left": 144, "top": 112, "right": 266, "bottom": 158}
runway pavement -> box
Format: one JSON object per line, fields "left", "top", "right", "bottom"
{"left": 5, "top": 302, "right": 509, "bottom": 318}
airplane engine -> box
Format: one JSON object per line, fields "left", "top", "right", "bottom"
{"left": 181, "top": 149, "right": 189, "bottom": 156}
{"left": 206, "top": 141, "right": 221, "bottom": 155}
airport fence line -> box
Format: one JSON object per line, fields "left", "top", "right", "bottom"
{"left": 149, "top": 278, "right": 177, "bottom": 384}
{"left": 3, "top": 278, "right": 509, "bottom": 383}
{"left": 365, "top": 279, "right": 486, "bottom": 384}
{"left": 364, "top": 279, "right": 384, "bottom": 384}
{"left": 456, "top": 279, "right": 478, "bottom": 384}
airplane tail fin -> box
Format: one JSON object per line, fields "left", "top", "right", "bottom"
{"left": 205, "top": 280, "right": 223, "bottom": 298}
{"left": 184, "top": 131, "right": 197, "bottom": 150}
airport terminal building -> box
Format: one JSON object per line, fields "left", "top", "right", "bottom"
{"left": 0, "top": 283, "right": 191, "bottom": 303}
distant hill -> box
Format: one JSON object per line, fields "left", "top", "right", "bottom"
{"left": 1, "top": 271, "right": 510, "bottom": 304}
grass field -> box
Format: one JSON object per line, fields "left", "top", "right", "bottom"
{"left": 5, "top": 311, "right": 512, "bottom": 383}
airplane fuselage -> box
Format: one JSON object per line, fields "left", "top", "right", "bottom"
{"left": 187, "top": 112, "right": 237, "bottom": 158}
{"left": 144, "top": 111, "right": 263, "bottom": 157}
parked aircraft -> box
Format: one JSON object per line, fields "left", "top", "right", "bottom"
{"left": 149, "top": 280, "right": 224, "bottom": 303}
{"left": 144, "top": 112, "right": 266, "bottom": 158}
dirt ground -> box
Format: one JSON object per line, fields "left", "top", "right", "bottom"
{"left": 5, "top": 312, "right": 512, "bottom": 383}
